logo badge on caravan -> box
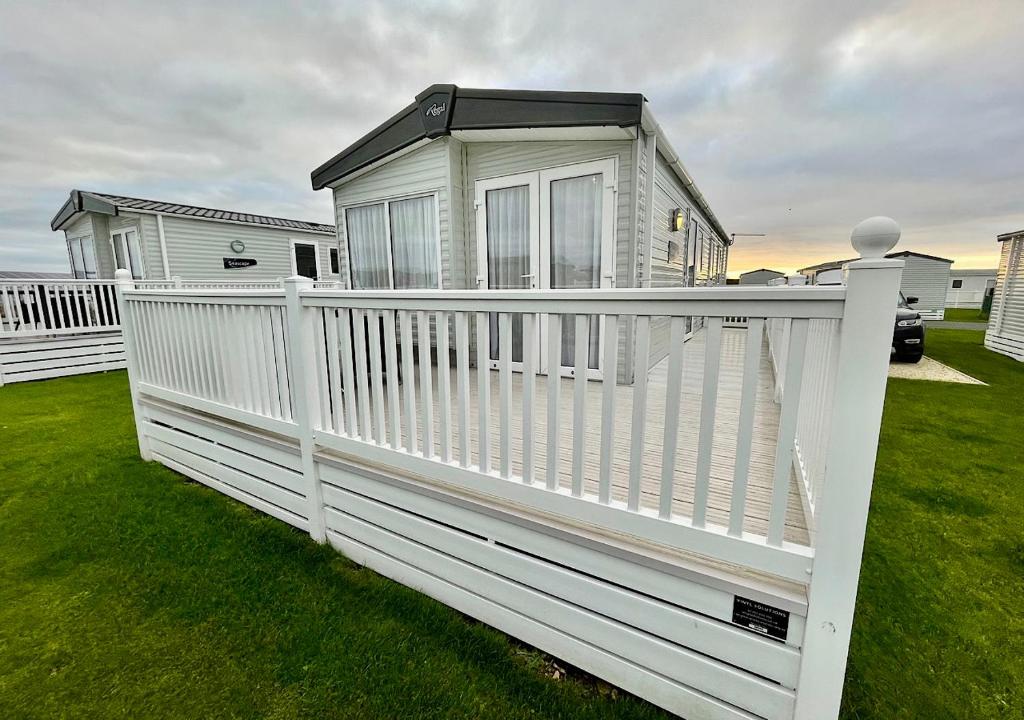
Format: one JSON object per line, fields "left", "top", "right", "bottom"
{"left": 425, "top": 102, "right": 446, "bottom": 117}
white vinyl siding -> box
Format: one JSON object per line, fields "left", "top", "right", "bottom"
{"left": 158, "top": 215, "right": 333, "bottom": 281}
{"left": 986, "top": 237, "right": 1024, "bottom": 360}
{"left": 898, "top": 255, "right": 952, "bottom": 320}
{"left": 647, "top": 150, "right": 728, "bottom": 365}
{"left": 333, "top": 139, "right": 451, "bottom": 289}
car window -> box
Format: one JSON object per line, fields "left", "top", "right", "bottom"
{"left": 897, "top": 291, "right": 909, "bottom": 308}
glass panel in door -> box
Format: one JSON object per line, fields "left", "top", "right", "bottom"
{"left": 548, "top": 173, "right": 602, "bottom": 369}
{"left": 112, "top": 233, "right": 127, "bottom": 271}
{"left": 486, "top": 184, "right": 531, "bottom": 363}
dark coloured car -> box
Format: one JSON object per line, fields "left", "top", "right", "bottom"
{"left": 893, "top": 292, "right": 924, "bottom": 362}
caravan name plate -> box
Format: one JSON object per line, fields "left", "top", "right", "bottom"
{"left": 223, "top": 258, "right": 257, "bottom": 269}
{"left": 732, "top": 596, "right": 790, "bottom": 640}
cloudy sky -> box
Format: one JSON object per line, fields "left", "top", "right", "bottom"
{"left": 1, "top": 0, "right": 1022, "bottom": 275}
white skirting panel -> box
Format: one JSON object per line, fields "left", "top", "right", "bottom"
{"left": 985, "top": 332, "right": 1024, "bottom": 361}
{"left": 0, "top": 333, "right": 125, "bottom": 385}
{"left": 141, "top": 401, "right": 309, "bottom": 531}
{"left": 319, "top": 460, "right": 805, "bottom": 720}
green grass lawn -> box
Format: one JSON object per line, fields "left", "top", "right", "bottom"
{"left": 942, "top": 307, "right": 990, "bottom": 323}
{"left": 843, "top": 328, "right": 1023, "bottom": 719}
{"left": 1, "top": 330, "right": 1021, "bottom": 719}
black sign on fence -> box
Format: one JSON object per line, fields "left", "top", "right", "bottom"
{"left": 223, "top": 258, "right": 257, "bottom": 269}
{"left": 732, "top": 596, "right": 790, "bottom": 641}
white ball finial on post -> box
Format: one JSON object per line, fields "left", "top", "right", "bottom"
{"left": 851, "top": 216, "right": 900, "bottom": 258}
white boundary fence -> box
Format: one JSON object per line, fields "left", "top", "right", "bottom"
{"left": 113, "top": 221, "right": 904, "bottom": 720}
{"left": 0, "top": 280, "right": 124, "bottom": 384}
{"left": 0, "top": 278, "right": 307, "bottom": 385}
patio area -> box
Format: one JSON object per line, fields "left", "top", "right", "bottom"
{"left": 390, "top": 326, "right": 809, "bottom": 546}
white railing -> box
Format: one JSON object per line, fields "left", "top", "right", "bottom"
{"left": 113, "top": 218, "right": 907, "bottom": 720}
{"left": 767, "top": 316, "right": 842, "bottom": 529}
{"left": 0, "top": 280, "right": 120, "bottom": 337}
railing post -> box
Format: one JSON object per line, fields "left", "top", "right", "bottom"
{"left": 172, "top": 276, "right": 182, "bottom": 289}
{"left": 794, "top": 218, "right": 904, "bottom": 719}
{"left": 284, "top": 275, "right": 327, "bottom": 543}
{"left": 113, "top": 269, "right": 152, "bottom": 461}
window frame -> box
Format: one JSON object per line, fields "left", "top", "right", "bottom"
{"left": 341, "top": 191, "right": 443, "bottom": 290}
{"left": 66, "top": 235, "right": 99, "bottom": 279}
{"left": 289, "top": 237, "right": 323, "bottom": 279}
{"left": 951, "top": 279, "right": 963, "bottom": 289}
{"left": 109, "top": 227, "right": 145, "bottom": 280}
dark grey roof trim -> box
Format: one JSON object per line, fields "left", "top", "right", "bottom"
{"left": 311, "top": 84, "right": 645, "bottom": 190}
{"left": 997, "top": 229, "right": 1023, "bottom": 241}
{"left": 51, "top": 190, "right": 335, "bottom": 234}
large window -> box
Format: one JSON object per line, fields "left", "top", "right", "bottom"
{"left": 67, "top": 236, "right": 97, "bottom": 279}
{"left": 344, "top": 194, "right": 440, "bottom": 289}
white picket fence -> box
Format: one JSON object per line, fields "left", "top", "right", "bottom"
{"left": 112, "top": 223, "right": 904, "bottom": 720}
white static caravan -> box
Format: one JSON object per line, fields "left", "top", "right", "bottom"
{"left": 739, "top": 268, "right": 786, "bottom": 285}
{"left": 310, "top": 85, "right": 731, "bottom": 383}
{"left": 986, "top": 230, "right": 1024, "bottom": 360}
{"left": 801, "top": 250, "right": 952, "bottom": 319}
{"left": 50, "top": 190, "right": 339, "bottom": 282}
{"left": 946, "top": 268, "right": 997, "bottom": 309}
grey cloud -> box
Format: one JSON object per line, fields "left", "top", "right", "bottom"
{"left": 1, "top": 0, "right": 1022, "bottom": 273}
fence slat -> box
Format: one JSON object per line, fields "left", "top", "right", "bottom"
{"left": 628, "top": 315, "right": 651, "bottom": 511}
{"left": 352, "top": 310, "right": 373, "bottom": 441}
{"left": 476, "top": 311, "right": 490, "bottom": 473}
{"left": 498, "top": 312, "right": 513, "bottom": 479}
{"left": 545, "top": 313, "right": 562, "bottom": 490}
{"left": 693, "top": 316, "right": 724, "bottom": 527}
{"left": 521, "top": 313, "right": 537, "bottom": 484}
{"left": 383, "top": 310, "right": 401, "bottom": 448}
{"left": 311, "top": 308, "right": 331, "bottom": 430}
{"left": 598, "top": 314, "right": 618, "bottom": 504}
{"left": 338, "top": 309, "right": 359, "bottom": 436}
{"left": 436, "top": 311, "right": 452, "bottom": 463}
{"left": 417, "top": 310, "right": 434, "bottom": 458}
{"left": 368, "top": 310, "right": 387, "bottom": 443}
{"left": 324, "top": 309, "right": 344, "bottom": 434}
{"left": 729, "top": 318, "right": 764, "bottom": 537}
{"left": 571, "top": 314, "right": 589, "bottom": 497}
{"left": 659, "top": 316, "right": 686, "bottom": 519}
{"left": 455, "top": 311, "right": 471, "bottom": 467}
{"left": 768, "top": 317, "right": 809, "bottom": 546}
{"left": 400, "top": 310, "right": 418, "bottom": 454}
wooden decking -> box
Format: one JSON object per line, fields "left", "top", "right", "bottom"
{"left": 380, "top": 327, "right": 809, "bottom": 546}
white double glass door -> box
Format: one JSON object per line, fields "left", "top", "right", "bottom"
{"left": 475, "top": 158, "right": 616, "bottom": 378}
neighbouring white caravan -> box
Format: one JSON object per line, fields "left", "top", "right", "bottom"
{"left": 946, "top": 268, "right": 996, "bottom": 309}
{"left": 800, "top": 250, "right": 952, "bottom": 319}
{"left": 311, "top": 85, "right": 731, "bottom": 383}
{"left": 50, "top": 190, "right": 339, "bottom": 282}
{"left": 986, "top": 229, "right": 1024, "bottom": 360}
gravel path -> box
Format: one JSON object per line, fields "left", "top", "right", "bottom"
{"left": 889, "top": 356, "right": 986, "bottom": 384}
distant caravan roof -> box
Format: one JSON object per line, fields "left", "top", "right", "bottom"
{"left": 739, "top": 268, "right": 784, "bottom": 276}
{"left": 311, "top": 84, "right": 730, "bottom": 243}
{"left": 51, "top": 190, "right": 336, "bottom": 235}
{"left": 997, "top": 229, "right": 1024, "bottom": 241}
{"left": 885, "top": 250, "right": 953, "bottom": 263}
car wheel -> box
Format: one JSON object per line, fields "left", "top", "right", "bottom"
{"left": 896, "top": 352, "right": 923, "bottom": 364}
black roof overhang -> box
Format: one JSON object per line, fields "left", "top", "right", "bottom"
{"left": 311, "top": 84, "right": 646, "bottom": 190}
{"left": 50, "top": 190, "right": 117, "bottom": 231}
